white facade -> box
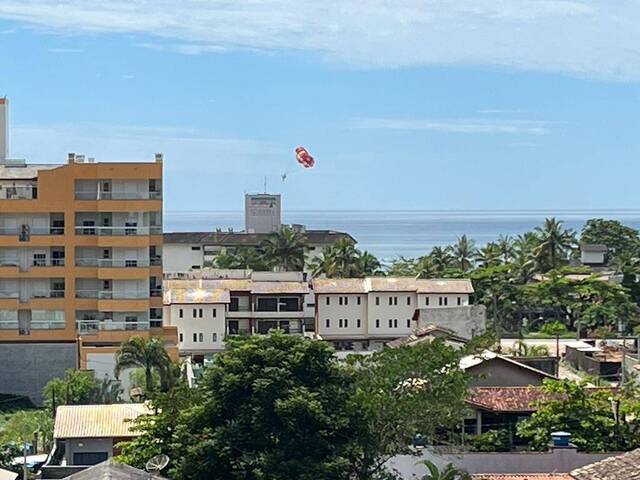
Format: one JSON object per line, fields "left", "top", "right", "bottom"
{"left": 313, "top": 277, "right": 475, "bottom": 350}
{"left": 165, "top": 302, "right": 227, "bottom": 353}
{"left": 245, "top": 193, "right": 281, "bottom": 233}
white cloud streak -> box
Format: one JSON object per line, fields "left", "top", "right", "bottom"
{"left": 353, "top": 118, "right": 551, "bottom": 135}
{"left": 0, "top": 1, "right": 639, "bottom": 79}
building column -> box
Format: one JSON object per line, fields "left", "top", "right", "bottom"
{"left": 476, "top": 410, "right": 482, "bottom": 435}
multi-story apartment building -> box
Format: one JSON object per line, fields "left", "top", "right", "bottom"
{"left": 0, "top": 99, "right": 177, "bottom": 403}
{"left": 163, "top": 271, "right": 310, "bottom": 360}
{"left": 313, "top": 277, "right": 484, "bottom": 351}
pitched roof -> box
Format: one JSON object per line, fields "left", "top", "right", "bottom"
{"left": 312, "top": 277, "right": 474, "bottom": 294}
{"left": 163, "top": 278, "right": 309, "bottom": 301}
{"left": 459, "top": 350, "right": 556, "bottom": 379}
{"left": 473, "top": 475, "right": 572, "bottom": 479}
{"left": 54, "top": 404, "right": 149, "bottom": 439}
{"left": 571, "top": 448, "right": 640, "bottom": 480}
{"left": 580, "top": 244, "right": 608, "bottom": 253}
{"left": 63, "top": 459, "right": 167, "bottom": 480}
{"left": 163, "top": 230, "right": 355, "bottom": 246}
{"left": 466, "top": 387, "right": 548, "bottom": 412}
{"left": 386, "top": 324, "right": 469, "bottom": 348}
{"left": 164, "top": 287, "right": 230, "bottom": 304}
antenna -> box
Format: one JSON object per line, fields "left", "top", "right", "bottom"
{"left": 263, "top": 175, "right": 267, "bottom": 194}
{"left": 145, "top": 454, "right": 170, "bottom": 476}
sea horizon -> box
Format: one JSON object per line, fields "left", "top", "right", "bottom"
{"left": 164, "top": 209, "right": 640, "bottom": 260}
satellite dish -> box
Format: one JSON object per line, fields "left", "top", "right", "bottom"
{"left": 145, "top": 454, "right": 170, "bottom": 474}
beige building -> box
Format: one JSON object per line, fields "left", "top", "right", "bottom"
{"left": 312, "top": 277, "right": 479, "bottom": 351}
{"left": 164, "top": 271, "right": 311, "bottom": 360}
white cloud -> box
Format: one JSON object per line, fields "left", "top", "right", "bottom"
{"left": 352, "top": 117, "right": 551, "bottom": 135}
{"left": 0, "top": 1, "right": 638, "bottom": 79}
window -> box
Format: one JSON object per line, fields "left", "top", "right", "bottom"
{"left": 339, "top": 297, "right": 343, "bottom": 306}
{"left": 179, "top": 309, "right": 183, "bottom": 318}
{"left": 344, "top": 296, "right": 349, "bottom": 306}
{"left": 191, "top": 246, "right": 201, "bottom": 250}
{"left": 406, "top": 319, "right": 411, "bottom": 328}
{"left": 439, "top": 297, "right": 443, "bottom": 306}
{"left": 425, "top": 297, "right": 430, "bottom": 306}
{"left": 191, "top": 265, "right": 201, "bottom": 270}
{"left": 33, "top": 253, "right": 46, "bottom": 267}
{"left": 388, "top": 297, "right": 393, "bottom": 306}
{"left": 326, "top": 297, "right": 330, "bottom": 306}
{"left": 357, "top": 318, "right": 361, "bottom": 328}
{"left": 357, "top": 296, "right": 361, "bottom": 305}
{"left": 376, "top": 297, "right": 380, "bottom": 306}
{"left": 394, "top": 297, "right": 398, "bottom": 305}
{"left": 388, "top": 319, "right": 392, "bottom": 328}
{"left": 339, "top": 319, "right": 343, "bottom": 328}
{"left": 376, "top": 319, "right": 380, "bottom": 328}
{"left": 199, "top": 308, "right": 203, "bottom": 318}
{"left": 212, "top": 333, "right": 217, "bottom": 342}
{"left": 344, "top": 319, "right": 349, "bottom": 328}
{"left": 457, "top": 297, "right": 462, "bottom": 306}
{"left": 394, "top": 319, "right": 398, "bottom": 328}
{"left": 192, "top": 308, "right": 197, "bottom": 318}
{"left": 212, "top": 308, "right": 217, "bottom": 318}
{"left": 326, "top": 319, "right": 330, "bottom": 328}
{"left": 193, "top": 333, "right": 197, "bottom": 342}
{"left": 199, "top": 333, "right": 204, "bottom": 342}
{"left": 407, "top": 296, "right": 411, "bottom": 306}
{"left": 179, "top": 333, "right": 183, "bottom": 342}
{"left": 73, "top": 452, "right": 108, "bottom": 466}
{"left": 444, "top": 297, "right": 448, "bottom": 306}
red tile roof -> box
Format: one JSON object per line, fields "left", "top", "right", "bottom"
{"left": 466, "top": 387, "right": 549, "bottom": 413}
{"left": 473, "top": 475, "right": 572, "bottom": 480}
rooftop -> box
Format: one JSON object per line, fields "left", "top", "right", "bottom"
{"left": 62, "top": 459, "right": 167, "bottom": 480}
{"left": 466, "top": 387, "right": 548, "bottom": 413}
{"left": 386, "top": 324, "right": 469, "bottom": 348}
{"left": 312, "top": 277, "right": 474, "bottom": 294}
{"left": 163, "top": 278, "right": 310, "bottom": 302}
{"left": 580, "top": 244, "right": 608, "bottom": 253}
{"left": 163, "top": 230, "right": 356, "bottom": 245}
{"left": 473, "top": 475, "right": 572, "bottom": 480}
{"left": 571, "top": 447, "right": 640, "bottom": 480}
{"left": 460, "top": 350, "right": 556, "bottom": 379}
{"left": 54, "top": 404, "right": 149, "bottom": 439}
{"left": 0, "top": 163, "right": 61, "bottom": 179}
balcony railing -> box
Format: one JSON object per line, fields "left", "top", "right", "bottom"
{"left": 75, "top": 290, "right": 149, "bottom": 299}
{"left": 150, "top": 257, "right": 162, "bottom": 266}
{"left": 0, "top": 226, "right": 64, "bottom": 236}
{"left": 75, "top": 258, "right": 150, "bottom": 267}
{"left": 32, "top": 259, "right": 65, "bottom": 267}
{"left": 30, "top": 290, "right": 65, "bottom": 299}
{"left": 76, "top": 319, "right": 150, "bottom": 333}
{"left": 150, "top": 288, "right": 162, "bottom": 298}
{"left": 75, "top": 191, "right": 163, "bottom": 200}
{"left": 0, "top": 291, "right": 19, "bottom": 299}
{"left": 0, "top": 258, "right": 19, "bottom": 267}
{"left": 0, "top": 320, "right": 18, "bottom": 329}
{"left": 74, "top": 226, "right": 162, "bottom": 236}
{"left": 31, "top": 319, "right": 65, "bottom": 329}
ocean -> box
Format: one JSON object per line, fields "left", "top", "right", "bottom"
{"left": 164, "top": 210, "right": 640, "bottom": 260}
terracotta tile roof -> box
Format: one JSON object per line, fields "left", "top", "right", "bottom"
{"left": 386, "top": 324, "right": 469, "bottom": 348}
{"left": 466, "top": 387, "right": 548, "bottom": 412}
{"left": 473, "top": 475, "right": 572, "bottom": 479}
{"left": 164, "top": 278, "right": 309, "bottom": 296}
{"left": 571, "top": 448, "right": 640, "bottom": 480}
{"left": 164, "top": 287, "right": 230, "bottom": 304}
{"left": 54, "top": 404, "right": 149, "bottom": 439}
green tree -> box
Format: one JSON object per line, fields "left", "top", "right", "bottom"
{"left": 115, "top": 337, "right": 173, "bottom": 396}
{"left": 43, "top": 369, "right": 100, "bottom": 410}
{"left": 476, "top": 242, "right": 502, "bottom": 268}
{"left": 260, "top": 226, "right": 306, "bottom": 271}
{"left": 581, "top": 219, "right": 640, "bottom": 260}
{"left": 429, "top": 246, "right": 454, "bottom": 274}
{"left": 418, "top": 461, "right": 471, "bottom": 480}
{"left": 517, "top": 379, "right": 640, "bottom": 452}
{"left": 540, "top": 320, "right": 567, "bottom": 360}
{"left": 496, "top": 235, "right": 515, "bottom": 263}
{"left": 386, "top": 257, "right": 418, "bottom": 277}
{"left": 453, "top": 235, "right": 477, "bottom": 272}
{"left": 213, "top": 247, "right": 270, "bottom": 270}
{"left": 310, "top": 238, "right": 380, "bottom": 278}
{"left": 509, "top": 340, "right": 549, "bottom": 357}
{"left": 358, "top": 250, "right": 382, "bottom": 276}
{"left": 532, "top": 218, "right": 577, "bottom": 272}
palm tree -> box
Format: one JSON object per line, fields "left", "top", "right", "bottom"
{"left": 115, "top": 336, "right": 172, "bottom": 396}
{"left": 415, "top": 255, "right": 436, "bottom": 279}
{"left": 477, "top": 242, "right": 502, "bottom": 268}
{"left": 260, "top": 226, "right": 306, "bottom": 271}
{"left": 429, "top": 246, "right": 453, "bottom": 273}
{"left": 214, "top": 247, "right": 269, "bottom": 270}
{"left": 533, "top": 218, "right": 577, "bottom": 272}
{"left": 453, "top": 235, "right": 477, "bottom": 272}
{"left": 419, "top": 460, "right": 471, "bottom": 480}
{"left": 357, "top": 250, "right": 381, "bottom": 276}
{"left": 497, "top": 234, "right": 515, "bottom": 263}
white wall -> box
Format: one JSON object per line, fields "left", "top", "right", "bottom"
{"left": 366, "top": 292, "right": 416, "bottom": 337}
{"left": 85, "top": 352, "right": 132, "bottom": 401}
{"left": 417, "top": 293, "right": 469, "bottom": 308}
{"left": 581, "top": 251, "right": 605, "bottom": 265}
{"left": 169, "top": 303, "right": 226, "bottom": 352}
{"left": 316, "top": 294, "right": 367, "bottom": 338}
{"left": 163, "top": 244, "right": 203, "bottom": 273}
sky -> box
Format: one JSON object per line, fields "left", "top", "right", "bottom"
{"left": 0, "top": 1, "right": 640, "bottom": 212}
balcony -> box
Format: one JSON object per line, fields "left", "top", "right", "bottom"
{"left": 0, "top": 226, "right": 64, "bottom": 236}
{"left": 74, "top": 226, "right": 162, "bottom": 236}
{"left": 0, "top": 185, "right": 37, "bottom": 200}
{"left": 75, "top": 258, "right": 150, "bottom": 267}
{"left": 0, "top": 291, "right": 19, "bottom": 299}
{"left": 76, "top": 290, "right": 149, "bottom": 299}
{"left": 0, "top": 320, "right": 18, "bottom": 329}
{"left": 0, "top": 258, "right": 19, "bottom": 267}
{"left": 31, "top": 289, "right": 65, "bottom": 299}
{"left": 75, "top": 191, "right": 162, "bottom": 200}
{"left": 32, "top": 258, "right": 65, "bottom": 267}
{"left": 77, "top": 319, "right": 150, "bottom": 333}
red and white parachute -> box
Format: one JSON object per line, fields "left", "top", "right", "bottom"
{"left": 295, "top": 146, "right": 315, "bottom": 168}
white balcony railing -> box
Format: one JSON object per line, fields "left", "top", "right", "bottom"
{"left": 75, "top": 258, "right": 150, "bottom": 267}
{"left": 76, "top": 319, "right": 150, "bottom": 333}
{"left": 0, "top": 291, "right": 19, "bottom": 299}
{"left": 0, "top": 320, "right": 18, "bottom": 329}
{"left": 74, "top": 226, "right": 162, "bottom": 236}
{"left": 31, "top": 319, "right": 65, "bottom": 329}
{"left": 0, "top": 258, "right": 19, "bottom": 267}
{"left": 75, "top": 191, "right": 162, "bottom": 200}
{"left": 30, "top": 290, "right": 65, "bottom": 299}
{"left": 75, "top": 290, "right": 149, "bottom": 299}
{"left": 0, "top": 226, "right": 64, "bottom": 236}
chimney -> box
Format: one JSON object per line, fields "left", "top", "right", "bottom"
{"left": 0, "top": 97, "right": 8, "bottom": 163}
{"left": 68, "top": 153, "right": 76, "bottom": 164}
{"left": 155, "top": 153, "right": 163, "bottom": 163}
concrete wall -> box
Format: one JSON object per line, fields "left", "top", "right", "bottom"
{"left": 417, "top": 305, "right": 486, "bottom": 339}
{"left": 468, "top": 358, "right": 547, "bottom": 387}
{"left": 388, "top": 448, "right": 617, "bottom": 477}
{"left": 85, "top": 352, "right": 131, "bottom": 401}
{"left": 64, "top": 437, "right": 114, "bottom": 465}
{"left": 0, "top": 342, "right": 76, "bottom": 405}
{"left": 163, "top": 244, "right": 203, "bottom": 273}
{"left": 581, "top": 251, "right": 605, "bottom": 265}
{"left": 168, "top": 303, "right": 226, "bottom": 352}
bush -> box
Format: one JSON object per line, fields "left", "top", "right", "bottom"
{"left": 468, "top": 429, "right": 511, "bottom": 452}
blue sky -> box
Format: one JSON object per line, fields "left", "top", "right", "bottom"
{"left": 1, "top": 1, "right": 639, "bottom": 212}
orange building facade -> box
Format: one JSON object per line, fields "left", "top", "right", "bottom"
{"left": 0, "top": 153, "right": 178, "bottom": 388}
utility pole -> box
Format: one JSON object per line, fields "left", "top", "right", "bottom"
{"left": 22, "top": 432, "right": 28, "bottom": 480}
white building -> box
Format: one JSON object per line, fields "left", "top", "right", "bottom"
{"left": 580, "top": 244, "right": 608, "bottom": 266}
{"left": 313, "top": 277, "right": 480, "bottom": 351}
{"left": 164, "top": 271, "right": 311, "bottom": 360}
{"left": 245, "top": 193, "right": 281, "bottom": 233}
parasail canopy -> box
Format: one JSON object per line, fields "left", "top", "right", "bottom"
{"left": 295, "top": 146, "right": 315, "bottom": 168}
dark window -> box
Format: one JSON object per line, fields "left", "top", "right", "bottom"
{"left": 179, "top": 309, "right": 183, "bottom": 318}
{"left": 457, "top": 297, "right": 462, "bottom": 306}
{"left": 357, "top": 319, "right": 361, "bottom": 328}
{"left": 212, "top": 333, "right": 217, "bottom": 342}
{"left": 73, "top": 452, "right": 108, "bottom": 466}
{"left": 326, "top": 319, "right": 330, "bottom": 328}
{"left": 326, "top": 297, "right": 330, "bottom": 306}
{"left": 257, "top": 297, "right": 278, "bottom": 312}
{"left": 439, "top": 297, "right": 443, "bottom": 306}
{"left": 191, "top": 246, "right": 201, "bottom": 250}
{"left": 407, "top": 296, "right": 411, "bottom": 305}
{"left": 179, "top": 333, "right": 183, "bottom": 342}
{"left": 344, "top": 318, "right": 348, "bottom": 328}
{"left": 229, "top": 297, "right": 239, "bottom": 312}
{"left": 425, "top": 297, "right": 430, "bottom": 306}
{"left": 394, "top": 297, "right": 398, "bottom": 305}
{"left": 199, "top": 333, "right": 203, "bottom": 342}
{"left": 193, "top": 333, "right": 197, "bottom": 342}
{"left": 407, "top": 319, "right": 411, "bottom": 328}
{"left": 376, "top": 319, "right": 380, "bottom": 328}
{"left": 444, "top": 297, "right": 448, "bottom": 306}
{"left": 388, "top": 319, "right": 392, "bottom": 328}
{"left": 192, "top": 308, "right": 197, "bottom": 318}
{"left": 376, "top": 297, "right": 380, "bottom": 306}
{"left": 212, "top": 308, "right": 217, "bottom": 318}
{"left": 357, "top": 296, "right": 361, "bottom": 305}
{"left": 344, "top": 296, "right": 348, "bottom": 306}
{"left": 339, "top": 319, "right": 343, "bottom": 328}
{"left": 394, "top": 319, "right": 398, "bottom": 328}
{"left": 228, "top": 320, "right": 239, "bottom": 334}
{"left": 339, "top": 297, "right": 343, "bottom": 306}
{"left": 388, "top": 297, "right": 393, "bottom": 306}
{"left": 279, "top": 297, "right": 300, "bottom": 312}
{"left": 199, "top": 308, "right": 203, "bottom": 318}
{"left": 191, "top": 265, "right": 201, "bottom": 270}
